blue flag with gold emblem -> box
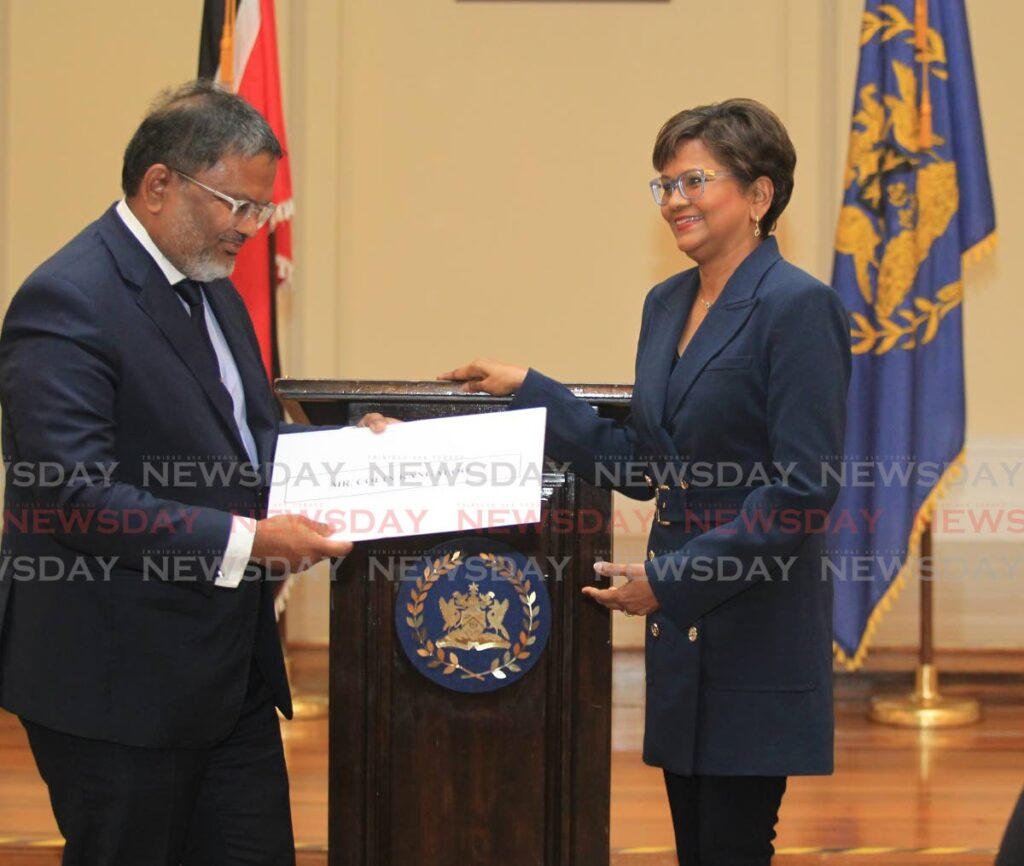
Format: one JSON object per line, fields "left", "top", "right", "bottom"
{"left": 830, "top": 0, "right": 996, "bottom": 668}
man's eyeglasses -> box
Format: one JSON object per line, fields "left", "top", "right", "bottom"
{"left": 173, "top": 169, "right": 277, "bottom": 229}
{"left": 649, "top": 169, "right": 733, "bottom": 206}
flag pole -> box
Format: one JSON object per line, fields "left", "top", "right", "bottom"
{"left": 200, "top": 0, "right": 321, "bottom": 719}
{"left": 219, "top": 0, "right": 234, "bottom": 90}
{"left": 275, "top": 228, "right": 327, "bottom": 723}
{"left": 866, "top": 0, "right": 980, "bottom": 728}
{"left": 868, "top": 523, "right": 981, "bottom": 727}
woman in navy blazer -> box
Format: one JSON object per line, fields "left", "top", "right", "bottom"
{"left": 443, "top": 99, "right": 851, "bottom": 864}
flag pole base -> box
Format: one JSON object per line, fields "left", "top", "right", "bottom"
{"left": 868, "top": 663, "right": 981, "bottom": 728}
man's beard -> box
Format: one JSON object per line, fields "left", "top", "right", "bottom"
{"left": 168, "top": 211, "right": 237, "bottom": 282}
{"left": 184, "top": 247, "right": 235, "bottom": 282}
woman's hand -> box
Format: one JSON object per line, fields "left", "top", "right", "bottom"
{"left": 356, "top": 413, "right": 401, "bottom": 433}
{"left": 438, "top": 359, "right": 528, "bottom": 396}
{"left": 583, "top": 561, "right": 661, "bottom": 616}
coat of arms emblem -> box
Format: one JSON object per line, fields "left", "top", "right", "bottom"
{"left": 438, "top": 583, "right": 510, "bottom": 651}
{"left": 394, "top": 538, "right": 551, "bottom": 693}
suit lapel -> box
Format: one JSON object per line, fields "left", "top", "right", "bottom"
{"left": 204, "top": 281, "right": 278, "bottom": 465}
{"left": 662, "top": 298, "right": 758, "bottom": 423}
{"left": 135, "top": 275, "right": 248, "bottom": 456}
{"left": 662, "top": 238, "right": 782, "bottom": 424}
{"left": 633, "top": 271, "right": 696, "bottom": 458}
{"left": 96, "top": 207, "right": 251, "bottom": 458}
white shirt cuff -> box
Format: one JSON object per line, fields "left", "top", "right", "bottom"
{"left": 214, "top": 515, "right": 258, "bottom": 589}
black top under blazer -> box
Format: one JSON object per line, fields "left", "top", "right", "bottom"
{"left": 511, "top": 237, "right": 851, "bottom": 777}
{"left": 0, "top": 205, "right": 297, "bottom": 748}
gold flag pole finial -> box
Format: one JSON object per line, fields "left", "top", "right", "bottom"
{"left": 915, "top": 0, "right": 934, "bottom": 150}
{"left": 219, "top": 0, "right": 235, "bottom": 91}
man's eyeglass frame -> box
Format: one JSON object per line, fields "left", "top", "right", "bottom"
{"left": 172, "top": 169, "right": 276, "bottom": 229}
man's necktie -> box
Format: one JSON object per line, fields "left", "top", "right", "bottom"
{"left": 174, "top": 280, "right": 221, "bottom": 377}
{"left": 173, "top": 280, "right": 251, "bottom": 460}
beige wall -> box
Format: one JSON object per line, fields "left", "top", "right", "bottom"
{"left": 1, "top": 0, "right": 1021, "bottom": 651}
{"left": 1, "top": 1, "right": 203, "bottom": 301}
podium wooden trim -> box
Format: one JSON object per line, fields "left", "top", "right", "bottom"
{"left": 278, "top": 379, "right": 632, "bottom": 421}
{"left": 275, "top": 380, "right": 632, "bottom": 866}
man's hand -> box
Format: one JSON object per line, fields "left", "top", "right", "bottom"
{"left": 251, "top": 514, "right": 352, "bottom": 576}
{"left": 356, "top": 413, "right": 401, "bottom": 433}
{"left": 437, "top": 359, "right": 528, "bottom": 396}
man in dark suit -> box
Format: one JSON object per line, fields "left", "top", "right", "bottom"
{"left": 0, "top": 81, "right": 360, "bottom": 865}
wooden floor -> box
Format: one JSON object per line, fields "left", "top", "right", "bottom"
{"left": 1, "top": 648, "right": 1021, "bottom": 865}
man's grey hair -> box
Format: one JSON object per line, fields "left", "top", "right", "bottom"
{"left": 121, "top": 79, "right": 282, "bottom": 196}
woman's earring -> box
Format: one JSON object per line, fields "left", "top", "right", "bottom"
{"left": 753, "top": 217, "right": 761, "bottom": 238}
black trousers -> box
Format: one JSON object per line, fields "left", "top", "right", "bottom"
{"left": 21, "top": 662, "right": 294, "bottom": 866}
{"left": 664, "top": 772, "right": 787, "bottom": 866}
{"left": 996, "top": 786, "right": 1024, "bottom": 866}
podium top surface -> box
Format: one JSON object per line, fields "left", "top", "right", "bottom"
{"left": 274, "top": 379, "right": 633, "bottom": 406}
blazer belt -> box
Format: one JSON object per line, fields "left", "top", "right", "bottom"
{"left": 644, "top": 473, "right": 688, "bottom": 526}
{"left": 644, "top": 474, "right": 759, "bottom": 527}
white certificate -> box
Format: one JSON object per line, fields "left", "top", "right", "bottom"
{"left": 267, "top": 408, "right": 547, "bottom": 541}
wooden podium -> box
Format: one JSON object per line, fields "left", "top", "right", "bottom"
{"left": 275, "top": 381, "right": 631, "bottom": 866}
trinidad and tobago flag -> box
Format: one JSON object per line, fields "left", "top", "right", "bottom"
{"left": 199, "top": 0, "right": 293, "bottom": 381}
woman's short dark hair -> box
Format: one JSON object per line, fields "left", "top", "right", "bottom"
{"left": 652, "top": 98, "right": 796, "bottom": 236}
{"left": 121, "top": 80, "right": 282, "bottom": 196}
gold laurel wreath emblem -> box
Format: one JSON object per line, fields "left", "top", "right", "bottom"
{"left": 836, "top": 8, "right": 962, "bottom": 357}
{"left": 849, "top": 280, "right": 962, "bottom": 355}
{"left": 406, "top": 552, "right": 541, "bottom": 682}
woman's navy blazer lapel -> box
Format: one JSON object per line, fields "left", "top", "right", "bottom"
{"left": 635, "top": 238, "right": 783, "bottom": 450}
{"left": 633, "top": 271, "right": 694, "bottom": 459}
